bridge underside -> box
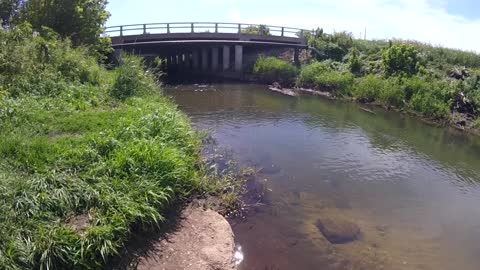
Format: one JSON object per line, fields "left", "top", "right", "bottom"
{"left": 111, "top": 33, "right": 308, "bottom": 78}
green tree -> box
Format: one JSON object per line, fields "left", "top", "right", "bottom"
{"left": 382, "top": 43, "right": 420, "bottom": 76}
{"left": 0, "top": 0, "right": 25, "bottom": 27}
{"left": 22, "top": 0, "right": 111, "bottom": 53}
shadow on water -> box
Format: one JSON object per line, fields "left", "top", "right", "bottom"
{"left": 166, "top": 83, "right": 480, "bottom": 270}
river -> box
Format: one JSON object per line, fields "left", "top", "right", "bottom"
{"left": 166, "top": 83, "right": 480, "bottom": 270}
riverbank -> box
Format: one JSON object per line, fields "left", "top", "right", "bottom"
{"left": 266, "top": 84, "right": 480, "bottom": 137}
{"left": 0, "top": 26, "right": 241, "bottom": 269}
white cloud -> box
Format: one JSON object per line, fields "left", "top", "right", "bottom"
{"left": 249, "top": 0, "right": 480, "bottom": 52}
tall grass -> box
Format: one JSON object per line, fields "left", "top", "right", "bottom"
{"left": 0, "top": 25, "right": 212, "bottom": 269}
{"left": 253, "top": 56, "right": 298, "bottom": 84}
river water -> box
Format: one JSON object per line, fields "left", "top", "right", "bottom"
{"left": 166, "top": 83, "right": 480, "bottom": 270}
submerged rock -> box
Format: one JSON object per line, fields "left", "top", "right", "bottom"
{"left": 316, "top": 216, "right": 361, "bottom": 244}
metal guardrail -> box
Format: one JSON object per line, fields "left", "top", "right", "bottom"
{"left": 105, "top": 22, "right": 312, "bottom": 39}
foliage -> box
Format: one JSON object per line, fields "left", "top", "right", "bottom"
{"left": 0, "top": 0, "right": 25, "bottom": 27}
{"left": 241, "top": 24, "right": 270, "bottom": 35}
{"left": 307, "top": 29, "right": 354, "bottom": 61}
{"left": 0, "top": 24, "right": 102, "bottom": 97}
{"left": 110, "top": 55, "right": 153, "bottom": 100}
{"left": 296, "top": 61, "right": 333, "bottom": 87}
{"left": 348, "top": 47, "right": 362, "bottom": 74}
{"left": 382, "top": 43, "right": 421, "bottom": 77}
{"left": 253, "top": 56, "right": 298, "bottom": 84}
{"left": 352, "top": 74, "right": 384, "bottom": 102}
{"left": 0, "top": 26, "right": 223, "bottom": 269}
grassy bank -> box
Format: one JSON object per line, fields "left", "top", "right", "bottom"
{"left": 0, "top": 25, "right": 224, "bottom": 269}
{"left": 253, "top": 31, "right": 480, "bottom": 130}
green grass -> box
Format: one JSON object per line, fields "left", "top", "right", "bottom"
{"left": 253, "top": 56, "right": 298, "bottom": 84}
{"left": 0, "top": 25, "right": 232, "bottom": 270}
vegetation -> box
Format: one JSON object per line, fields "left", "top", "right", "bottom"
{"left": 253, "top": 56, "right": 298, "bottom": 84}
{"left": 0, "top": 24, "right": 235, "bottom": 269}
{"left": 259, "top": 27, "right": 480, "bottom": 127}
{"left": 241, "top": 24, "right": 270, "bottom": 35}
{"left": 1, "top": 0, "right": 112, "bottom": 59}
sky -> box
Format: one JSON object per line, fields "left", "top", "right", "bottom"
{"left": 106, "top": 0, "right": 480, "bottom": 52}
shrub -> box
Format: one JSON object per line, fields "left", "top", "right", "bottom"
{"left": 296, "top": 61, "right": 332, "bottom": 87}
{"left": 353, "top": 74, "right": 384, "bottom": 102}
{"left": 348, "top": 47, "right": 362, "bottom": 74}
{"left": 110, "top": 55, "right": 152, "bottom": 100}
{"left": 382, "top": 43, "right": 420, "bottom": 77}
{"left": 379, "top": 78, "right": 405, "bottom": 107}
{"left": 313, "top": 71, "right": 354, "bottom": 94}
{"left": 408, "top": 90, "right": 450, "bottom": 119}
{"left": 241, "top": 24, "right": 270, "bottom": 35}
{"left": 253, "top": 56, "right": 298, "bottom": 84}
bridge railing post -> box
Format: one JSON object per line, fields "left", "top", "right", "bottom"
{"left": 167, "top": 23, "right": 170, "bottom": 34}
{"left": 281, "top": 27, "right": 284, "bottom": 37}
{"left": 215, "top": 23, "right": 218, "bottom": 33}
{"left": 238, "top": 24, "right": 241, "bottom": 34}
{"left": 120, "top": 26, "right": 123, "bottom": 37}
{"left": 191, "top": 23, "right": 194, "bottom": 33}
{"left": 143, "top": 24, "right": 146, "bottom": 35}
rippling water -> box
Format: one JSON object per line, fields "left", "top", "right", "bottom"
{"left": 166, "top": 83, "right": 480, "bottom": 270}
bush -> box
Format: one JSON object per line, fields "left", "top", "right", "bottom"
{"left": 353, "top": 74, "right": 384, "bottom": 102}
{"left": 253, "top": 56, "right": 298, "bottom": 84}
{"left": 110, "top": 55, "right": 152, "bottom": 100}
{"left": 382, "top": 43, "right": 420, "bottom": 77}
{"left": 348, "top": 47, "right": 362, "bottom": 74}
{"left": 379, "top": 78, "right": 405, "bottom": 107}
{"left": 408, "top": 90, "right": 451, "bottom": 119}
{"left": 296, "top": 61, "right": 332, "bottom": 87}
{"left": 313, "top": 71, "right": 354, "bottom": 94}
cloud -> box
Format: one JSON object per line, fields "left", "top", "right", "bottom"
{"left": 249, "top": 0, "right": 480, "bottom": 52}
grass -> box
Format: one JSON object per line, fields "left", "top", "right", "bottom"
{"left": 0, "top": 25, "right": 237, "bottom": 269}
{"left": 253, "top": 56, "right": 298, "bottom": 84}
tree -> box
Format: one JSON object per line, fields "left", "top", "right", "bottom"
{"left": 0, "top": 0, "right": 25, "bottom": 27}
{"left": 382, "top": 43, "right": 420, "bottom": 76}
{"left": 22, "top": 0, "right": 110, "bottom": 47}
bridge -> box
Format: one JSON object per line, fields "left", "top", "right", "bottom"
{"left": 106, "top": 22, "right": 312, "bottom": 75}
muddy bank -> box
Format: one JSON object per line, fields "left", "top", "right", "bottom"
{"left": 267, "top": 84, "right": 480, "bottom": 137}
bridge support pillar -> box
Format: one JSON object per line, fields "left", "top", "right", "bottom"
{"left": 294, "top": 48, "right": 300, "bottom": 67}
{"left": 211, "top": 47, "right": 219, "bottom": 71}
{"left": 223, "top": 46, "right": 230, "bottom": 71}
{"left": 192, "top": 50, "right": 199, "bottom": 70}
{"left": 234, "top": 45, "right": 243, "bottom": 72}
{"left": 201, "top": 48, "right": 208, "bottom": 71}
{"left": 184, "top": 53, "right": 191, "bottom": 69}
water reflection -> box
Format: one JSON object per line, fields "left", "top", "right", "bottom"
{"left": 167, "top": 83, "right": 480, "bottom": 270}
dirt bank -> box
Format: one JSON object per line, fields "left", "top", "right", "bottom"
{"left": 117, "top": 206, "right": 237, "bottom": 270}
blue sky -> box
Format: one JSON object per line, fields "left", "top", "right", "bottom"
{"left": 106, "top": 0, "right": 480, "bottom": 51}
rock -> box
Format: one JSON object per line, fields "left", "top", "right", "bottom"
{"left": 316, "top": 216, "right": 361, "bottom": 244}
{"left": 136, "top": 207, "right": 236, "bottom": 270}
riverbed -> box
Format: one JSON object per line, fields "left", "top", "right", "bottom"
{"left": 166, "top": 83, "right": 480, "bottom": 270}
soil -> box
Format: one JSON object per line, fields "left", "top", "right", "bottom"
{"left": 114, "top": 206, "right": 236, "bottom": 270}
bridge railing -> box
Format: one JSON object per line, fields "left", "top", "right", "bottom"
{"left": 105, "top": 22, "right": 312, "bottom": 39}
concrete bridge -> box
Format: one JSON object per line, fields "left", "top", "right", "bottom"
{"left": 106, "top": 22, "right": 311, "bottom": 76}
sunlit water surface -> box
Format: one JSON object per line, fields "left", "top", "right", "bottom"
{"left": 166, "top": 84, "right": 480, "bottom": 270}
